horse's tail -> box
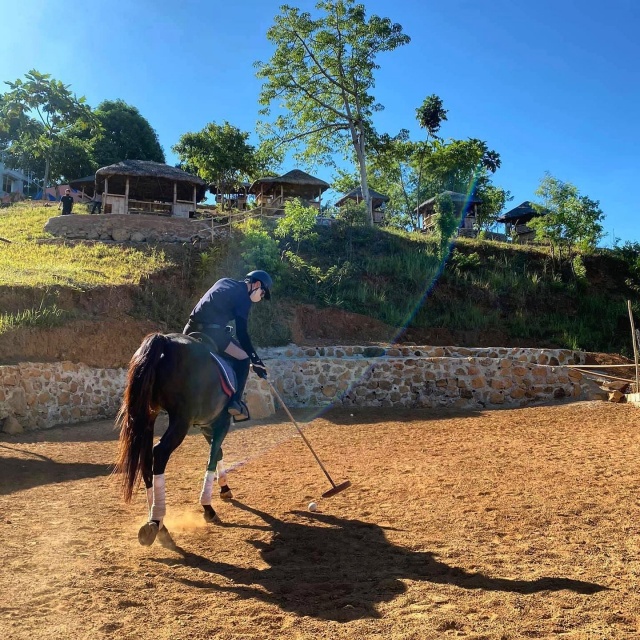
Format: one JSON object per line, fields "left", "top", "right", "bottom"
{"left": 114, "top": 333, "right": 168, "bottom": 502}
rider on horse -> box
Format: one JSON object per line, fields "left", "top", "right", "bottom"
{"left": 183, "top": 270, "right": 272, "bottom": 420}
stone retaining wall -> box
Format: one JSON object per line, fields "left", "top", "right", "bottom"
{"left": 44, "top": 214, "right": 227, "bottom": 244}
{"left": 1, "top": 346, "right": 596, "bottom": 433}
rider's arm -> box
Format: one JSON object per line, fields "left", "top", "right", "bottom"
{"left": 235, "top": 316, "right": 257, "bottom": 359}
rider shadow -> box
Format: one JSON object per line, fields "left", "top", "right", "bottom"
{"left": 0, "top": 448, "right": 112, "bottom": 495}
{"left": 155, "top": 500, "right": 608, "bottom": 622}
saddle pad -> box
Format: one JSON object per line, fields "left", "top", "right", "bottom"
{"left": 210, "top": 352, "right": 237, "bottom": 398}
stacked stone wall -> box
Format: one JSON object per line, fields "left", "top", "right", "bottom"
{"left": 44, "top": 214, "right": 227, "bottom": 244}
{"left": 0, "top": 346, "right": 594, "bottom": 432}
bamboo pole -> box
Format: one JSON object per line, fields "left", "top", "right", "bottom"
{"left": 628, "top": 300, "right": 640, "bottom": 392}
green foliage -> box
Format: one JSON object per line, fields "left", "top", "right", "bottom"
{"left": 256, "top": 0, "right": 410, "bottom": 225}
{"left": 450, "top": 250, "right": 482, "bottom": 274}
{"left": 282, "top": 250, "right": 353, "bottom": 306}
{"left": 237, "top": 218, "right": 281, "bottom": 274}
{"left": 173, "top": 122, "right": 259, "bottom": 205}
{"left": 1, "top": 70, "right": 98, "bottom": 190}
{"left": 0, "top": 301, "right": 70, "bottom": 334}
{"left": 91, "top": 99, "right": 165, "bottom": 167}
{"left": 274, "top": 198, "right": 318, "bottom": 251}
{"left": 529, "top": 173, "right": 605, "bottom": 267}
{"left": 433, "top": 193, "right": 458, "bottom": 258}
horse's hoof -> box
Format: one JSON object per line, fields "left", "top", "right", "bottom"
{"left": 157, "top": 526, "right": 177, "bottom": 551}
{"left": 203, "top": 505, "right": 222, "bottom": 524}
{"left": 220, "top": 485, "right": 233, "bottom": 501}
{"left": 138, "top": 521, "right": 159, "bottom": 546}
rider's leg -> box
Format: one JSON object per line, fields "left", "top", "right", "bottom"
{"left": 223, "top": 341, "right": 250, "bottom": 416}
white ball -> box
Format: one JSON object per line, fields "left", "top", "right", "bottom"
{"left": 308, "top": 501, "right": 318, "bottom": 512}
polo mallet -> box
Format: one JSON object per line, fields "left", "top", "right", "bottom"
{"left": 266, "top": 379, "right": 351, "bottom": 498}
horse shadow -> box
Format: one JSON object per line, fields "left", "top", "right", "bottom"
{"left": 154, "top": 500, "right": 608, "bottom": 622}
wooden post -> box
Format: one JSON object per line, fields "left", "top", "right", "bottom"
{"left": 318, "top": 187, "right": 322, "bottom": 213}
{"left": 193, "top": 185, "right": 197, "bottom": 217}
{"left": 628, "top": 300, "right": 640, "bottom": 392}
{"left": 104, "top": 178, "right": 108, "bottom": 214}
{"left": 124, "top": 177, "right": 130, "bottom": 214}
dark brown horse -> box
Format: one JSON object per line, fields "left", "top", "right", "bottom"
{"left": 114, "top": 332, "right": 233, "bottom": 548}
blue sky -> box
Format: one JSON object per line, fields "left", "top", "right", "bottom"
{"left": 1, "top": 0, "right": 638, "bottom": 243}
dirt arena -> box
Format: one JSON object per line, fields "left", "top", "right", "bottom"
{"left": 2, "top": 401, "right": 640, "bottom": 639}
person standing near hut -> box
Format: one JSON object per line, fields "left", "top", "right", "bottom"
{"left": 58, "top": 189, "right": 74, "bottom": 215}
{"left": 183, "top": 270, "right": 272, "bottom": 420}
{"left": 90, "top": 190, "right": 102, "bottom": 214}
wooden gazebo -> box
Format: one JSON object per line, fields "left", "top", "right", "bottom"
{"left": 249, "top": 169, "right": 330, "bottom": 215}
{"left": 335, "top": 186, "right": 390, "bottom": 224}
{"left": 96, "top": 160, "right": 206, "bottom": 217}
{"left": 496, "top": 201, "right": 545, "bottom": 242}
{"left": 416, "top": 191, "right": 481, "bottom": 236}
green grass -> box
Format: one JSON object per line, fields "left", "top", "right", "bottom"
{"left": 0, "top": 301, "right": 71, "bottom": 332}
{"left": 0, "top": 204, "right": 176, "bottom": 288}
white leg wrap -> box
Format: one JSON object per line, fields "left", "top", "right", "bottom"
{"left": 216, "top": 460, "right": 227, "bottom": 487}
{"left": 146, "top": 487, "right": 154, "bottom": 516}
{"left": 150, "top": 474, "right": 166, "bottom": 523}
{"left": 200, "top": 470, "right": 215, "bottom": 506}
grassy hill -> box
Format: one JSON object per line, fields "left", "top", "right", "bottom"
{"left": 1, "top": 202, "right": 639, "bottom": 361}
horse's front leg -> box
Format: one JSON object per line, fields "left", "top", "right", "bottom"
{"left": 200, "top": 412, "right": 232, "bottom": 524}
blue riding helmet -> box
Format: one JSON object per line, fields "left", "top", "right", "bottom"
{"left": 245, "top": 270, "right": 272, "bottom": 300}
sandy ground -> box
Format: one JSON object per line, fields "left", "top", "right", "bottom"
{"left": 2, "top": 401, "right": 640, "bottom": 639}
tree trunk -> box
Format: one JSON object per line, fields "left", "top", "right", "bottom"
{"left": 354, "top": 125, "right": 373, "bottom": 226}
{"left": 41, "top": 156, "right": 51, "bottom": 201}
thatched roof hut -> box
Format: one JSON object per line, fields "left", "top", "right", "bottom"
{"left": 496, "top": 201, "right": 542, "bottom": 224}
{"left": 95, "top": 160, "right": 206, "bottom": 217}
{"left": 248, "top": 169, "right": 330, "bottom": 214}
{"left": 249, "top": 169, "right": 329, "bottom": 199}
{"left": 335, "top": 186, "right": 389, "bottom": 211}
{"left": 415, "top": 191, "right": 482, "bottom": 235}
{"left": 496, "top": 201, "right": 546, "bottom": 242}
{"left": 415, "top": 190, "right": 481, "bottom": 216}
{"left": 96, "top": 160, "right": 206, "bottom": 202}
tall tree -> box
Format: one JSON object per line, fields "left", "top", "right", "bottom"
{"left": 91, "top": 99, "right": 165, "bottom": 167}
{"left": 255, "top": 0, "right": 410, "bottom": 225}
{"left": 529, "top": 173, "right": 605, "bottom": 268}
{"left": 173, "top": 122, "right": 264, "bottom": 208}
{"left": 0, "top": 70, "right": 96, "bottom": 197}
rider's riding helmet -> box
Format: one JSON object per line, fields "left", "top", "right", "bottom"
{"left": 245, "top": 270, "right": 272, "bottom": 300}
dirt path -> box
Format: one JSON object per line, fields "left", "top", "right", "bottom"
{"left": 2, "top": 402, "right": 640, "bottom": 639}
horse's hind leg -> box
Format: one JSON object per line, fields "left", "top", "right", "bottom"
{"left": 139, "top": 414, "right": 190, "bottom": 547}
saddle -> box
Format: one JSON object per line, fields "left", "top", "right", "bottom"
{"left": 185, "top": 331, "right": 250, "bottom": 423}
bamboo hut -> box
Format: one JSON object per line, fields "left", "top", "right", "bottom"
{"left": 335, "top": 186, "right": 390, "bottom": 224}
{"left": 416, "top": 191, "right": 481, "bottom": 236}
{"left": 249, "top": 169, "right": 330, "bottom": 215}
{"left": 96, "top": 160, "right": 206, "bottom": 217}
{"left": 496, "top": 201, "right": 545, "bottom": 243}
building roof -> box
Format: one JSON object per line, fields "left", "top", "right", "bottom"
{"left": 68, "top": 175, "right": 97, "bottom": 196}
{"left": 96, "top": 160, "right": 205, "bottom": 186}
{"left": 496, "top": 201, "right": 545, "bottom": 223}
{"left": 415, "top": 190, "right": 481, "bottom": 214}
{"left": 249, "top": 169, "right": 330, "bottom": 194}
{"left": 96, "top": 160, "right": 207, "bottom": 201}
{"left": 334, "top": 186, "right": 390, "bottom": 208}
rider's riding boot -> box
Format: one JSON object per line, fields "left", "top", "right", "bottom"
{"left": 227, "top": 358, "right": 250, "bottom": 418}
{"left": 227, "top": 399, "right": 245, "bottom": 416}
